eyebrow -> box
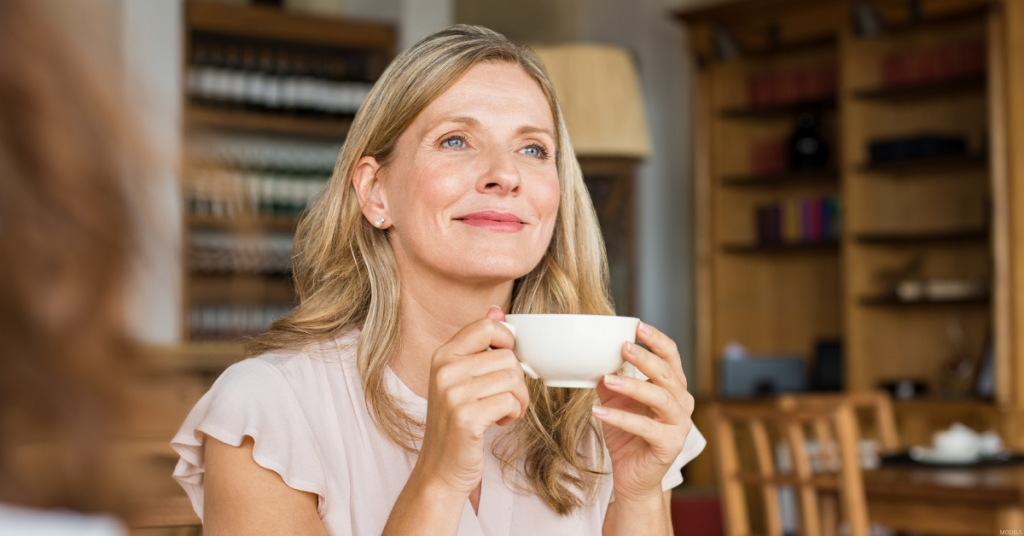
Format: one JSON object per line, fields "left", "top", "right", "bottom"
{"left": 440, "top": 115, "right": 556, "bottom": 139}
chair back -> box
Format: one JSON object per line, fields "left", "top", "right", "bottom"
{"left": 777, "top": 391, "right": 900, "bottom": 454}
{"left": 709, "top": 403, "right": 868, "bottom": 536}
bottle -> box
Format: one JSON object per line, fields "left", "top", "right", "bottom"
{"left": 788, "top": 112, "right": 829, "bottom": 170}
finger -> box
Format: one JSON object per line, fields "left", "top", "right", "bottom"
{"left": 622, "top": 340, "right": 684, "bottom": 392}
{"left": 478, "top": 392, "right": 523, "bottom": 427}
{"left": 636, "top": 321, "right": 683, "bottom": 375}
{"left": 470, "top": 367, "right": 530, "bottom": 419}
{"left": 602, "top": 375, "right": 682, "bottom": 424}
{"left": 591, "top": 405, "right": 684, "bottom": 461}
{"left": 452, "top": 349, "right": 521, "bottom": 378}
{"left": 485, "top": 305, "right": 506, "bottom": 322}
{"left": 438, "top": 318, "right": 515, "bottom": 360}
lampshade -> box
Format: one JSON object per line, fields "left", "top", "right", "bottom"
{"left": 533, "top": 44, "right": 651, "bottom": 159}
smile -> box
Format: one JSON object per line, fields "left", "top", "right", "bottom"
{"left": 453, "top": 210, "right": 527, "bottom": 233}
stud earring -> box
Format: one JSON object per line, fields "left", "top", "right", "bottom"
{"left": 374, "top": 218, "right": 385, "bottom": 228}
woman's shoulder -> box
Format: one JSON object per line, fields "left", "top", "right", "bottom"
{"left": 227, "top": 329, "right": 361, "bottom": 391}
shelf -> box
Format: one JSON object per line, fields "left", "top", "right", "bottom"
{"left": 859, "top": 294, "right": 990, "bottom": 307}
{"left": 189, "top": 274, "right": 295, "bottom": 305}
{"left": 186, "top": 106, "right": 352, "bottom": 138}
{"left": 722, "top": 241, "right": 839, "bottom": 254}
{"left": 855, "top": 228, "right": 988, "bottom": 245}
{"left": 852, "top": 76, "right": 986, "bottom": 102}
{"left": 720, "top": 169, "right": 839, "bottom": 187}
{"left": 857, "top": 153, "right": 988, "bottom": 174}
{"left": 188, "top": 214, "right": 300, "bottom": 231}
{"left": 720, "top": 98, "right": 836, "bottom": 119}
{"left": 186, "top": 1, "right": 395, "bottom": 50}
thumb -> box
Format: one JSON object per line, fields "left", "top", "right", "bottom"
{"left": 486, "top": 305, "right": 506, "bottom": 322}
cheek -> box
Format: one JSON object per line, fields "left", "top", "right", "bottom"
{"left": 535, "top": 175, "right": 561, "bottom": 221}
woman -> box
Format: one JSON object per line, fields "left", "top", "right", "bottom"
{"left": 172, "top": 25, "right": 704, "bottom": 535}
{"left": 0, "top": 0, "right": 149, "bottom": 533}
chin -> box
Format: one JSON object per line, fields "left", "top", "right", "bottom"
{"left": 440, "top": 253, "right": 541, "bottom": 284}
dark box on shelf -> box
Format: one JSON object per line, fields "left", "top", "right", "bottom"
{"left": 719, "top": 357, "right": 807, "bottom": 398}
{"left": 868, "top": 135, "right": 966, "bottom": 164}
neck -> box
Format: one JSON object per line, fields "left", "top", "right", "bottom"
{"left": 390, "top": 262, "right": 513, "bottom": 399}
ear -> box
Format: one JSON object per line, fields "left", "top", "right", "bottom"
{"left": 352, "top": 155, "right": 388, "bottom": 228}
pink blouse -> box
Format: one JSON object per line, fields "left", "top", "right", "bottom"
{"left": 171, "top": 330, "right": 706, "bottom": 535}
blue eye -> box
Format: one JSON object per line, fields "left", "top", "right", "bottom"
{"left": 521, "top": 144, "right": 547, "bottom": 158}
{"left": 442, "top": 136, "right": 466, "bottom": 149}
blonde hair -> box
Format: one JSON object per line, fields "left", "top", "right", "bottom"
{"left": 249, "top": 25, "right": 615, "bottom": 514}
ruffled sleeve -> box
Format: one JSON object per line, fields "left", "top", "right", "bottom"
{"left": 171, "top": 358, "right": 328, "bottom": 521}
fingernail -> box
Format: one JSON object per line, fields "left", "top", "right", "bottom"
{"left": 625, "top": 341, "right": 639, "bottom": 357}
{"left": 604, "top": 374, "right": 623, "bottom": 386}
{"left": 592, "top": 406, "right": 609, "bottom": 416}
{"left": 490, "top": 305, "right": 502, "bottom": 311}
{"left": 639, "top": 321, "right": 652, "bottom": 336}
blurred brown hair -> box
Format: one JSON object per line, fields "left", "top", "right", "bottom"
{"left": 0, "top": 0, "right": 145, "bottom": 512}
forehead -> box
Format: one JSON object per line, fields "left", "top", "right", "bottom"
{"left": 416, "top": 61, "right": 555, "bottom": 132}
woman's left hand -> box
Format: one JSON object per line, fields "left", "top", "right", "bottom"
{"left": 593, "top": 321, "right": 695, "bottom": 504}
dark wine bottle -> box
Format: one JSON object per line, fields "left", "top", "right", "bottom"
{"left": 788, "top": 112, "right": 829, "bottom": 170}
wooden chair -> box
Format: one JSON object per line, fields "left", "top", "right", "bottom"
{"left": 777, "top": 391, "right": 900, "bottom": 454}
{"left": 709, "top": 403, "right": 869, "bottom": 536}
{"left": 127, "top": 496, "right": 201, "bottom": 534}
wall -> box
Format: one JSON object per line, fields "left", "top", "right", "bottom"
{"left": 118, "top": 0, "right": 184, "bottom": 343}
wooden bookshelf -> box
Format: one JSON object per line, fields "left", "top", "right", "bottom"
{"left": 180, "top": 2, "right": 395, "bottom": 342}
{"left": 185, "top": 106, "right": 352, "bottom": 138}
{"left": 676, "top": 0, "right": 1023, "bottom": 453}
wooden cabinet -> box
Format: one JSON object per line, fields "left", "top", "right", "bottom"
{"left": 676, "top": 0, "right": 1024, "bottom": 446}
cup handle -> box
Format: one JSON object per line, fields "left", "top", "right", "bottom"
{"left": 499, "top": 321, "right": 539, "bottom": 380}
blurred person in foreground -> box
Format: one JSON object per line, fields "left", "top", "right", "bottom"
{"left": 0, "top": 0, "right": 150, "bottom": 533}
{"left": 172, "top": 26, "right": 704, "bottom": 535}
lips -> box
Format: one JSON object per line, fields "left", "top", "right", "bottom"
{"left": 454, "top": 210, "right": 527, "bottom": 232}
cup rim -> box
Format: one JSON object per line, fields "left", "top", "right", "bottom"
{"left": 505, "top": 313, "right": 640, "bottom": 321}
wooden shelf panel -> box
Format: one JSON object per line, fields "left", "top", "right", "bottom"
{"left": 721, "top": 169, "right": 839, "bottom": 187}
{"left": 852, "top": 76, "right": 986, "bottom": 102}
{"left": 721, "top": 241, "right": 839, "bottom": 254}
{"left": 188, "top": 214, "right": 300, "bottom": 232}
{"left": 186, "top": 1, "right": 395, "bottom": 50}
{"left": 186, "top": 106, "right": 351, "bottom": 139}
{"left": 720, "top": 98, "right": 836, "bottom": 119}
{"left": 188, "top": 274, "right": 296, "bottom": 306}
{"left": 859, "top": 294, "right": 990, "bottom": 307}
{"left": 856, "top": 153, "right": 988, "bottom": 174}
{"left": 854, "top": 228, "right": 989, "bottom": 244}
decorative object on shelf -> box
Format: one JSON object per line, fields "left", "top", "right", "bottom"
{"left": 883, "top": 40, "right": 985, "bottom": 89}
{"left": 788, "top": 112, "right": 830, "bottom": 170}
{"left": 868, "top": 134, "right": 967, "bottom": 165}
{"left": 755, "top": 196, "right": 840, "bottom": 245}
{"left": 811, "top": 339, "right": 844, "bottom": 391}
{"left": 748, "top": 63, "right": 837, "bottom": 109}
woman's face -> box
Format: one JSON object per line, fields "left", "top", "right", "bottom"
{"left": 374, "top": 61, "right": 560, "bottom": 285}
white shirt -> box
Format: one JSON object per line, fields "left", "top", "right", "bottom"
{"left": 172, "top": 330, "right": 706, "bottom": 535}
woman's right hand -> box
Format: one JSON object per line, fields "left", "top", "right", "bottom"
{"left": 412, "top": 306, "right": 530, "bottom": 497}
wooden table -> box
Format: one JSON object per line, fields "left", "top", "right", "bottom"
{"left": 864, "top": 464, "right": 1024, "bottom": 536}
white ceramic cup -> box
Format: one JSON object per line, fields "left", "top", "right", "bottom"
{"left": 499, "top": 314, "right": 640, "bottom": 388}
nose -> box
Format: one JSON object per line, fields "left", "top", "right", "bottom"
{"left": 477, "top": 145, "right": 521, "bottom": 196}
